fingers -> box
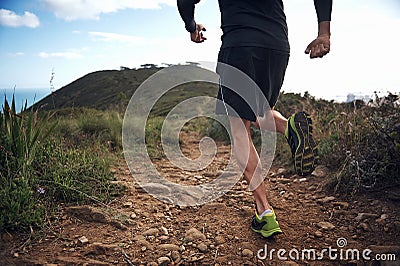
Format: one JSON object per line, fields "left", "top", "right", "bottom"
{"left": 305, "top": 40, "right": 315, "bottom": 55}
{"left": 190, "top": 23, "right": 207, "bottom": 43}
{"left": 305, "top": 39, "right": 330, "bottom": 59}
{"left": 191, "top": 32, "right": 206, "bottom": 43}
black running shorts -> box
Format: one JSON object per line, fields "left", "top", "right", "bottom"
{"left": 215, "top": 47, "right": 289, "bottom": 122}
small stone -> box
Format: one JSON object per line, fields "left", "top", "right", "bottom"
{"left": 333, "top": 209, "right": 348, "bottom": 217}
{"left": 333, "top": 201, "right": 349, "bottom": 209}
{"left": 86, "top": 242, "right": 118, "bottom": 255}
{"left": 314, "top": 230, "right": 323, "bottom": 238}
{"left": 355, "top": 213, "right": 379, "bottom": 222}
{"left": 158, "top": 244, "right": 180, "bottom": 252}
{"left": 141, "top": 246, "right": 147, "bottom": 252}
{"left": 215, "top": 235, "right": 226, "bottom": 245}
{"left": 78, "top": 236, "right": 89, "bottom": 246}
{"left": 13, "top": 253, "right": 19, "bottom": 258}
{"left": 171, "top": 250, "right": 180, "bottom": 262}
{"left": 277, "top": 178, "right": 291, "bottom": 184}
{"left": 133, "top": 235, "right": 145, "bottom": 241}
{"left": 380, "top": 214, "right": 389, "bottom": 220}
{"left": 130, "top": 213, "right": 137, "bottom": 219}
{"left": 198, "top": 242, "right": 208, "bottom": 253}
{"left": 311, "top": 165, "right": 329, "bottom": 178}
{"left": 135, "top": 238, "right": 152, "bottom": 250}
{"left": 141, "top": 183, "right": 171, "bottom": 195}
{"left": 157, "top": 256, "right": 171, "bottom": 265}
{"left": 359, "top": 222, "right": 369, "bottom": 231}
{"left": 143, "top": 228, "right": 159, "bottom": 237}
{"left": 123, "top": 201, "right": 133, "bottom": 208}
{"left": 161, "top": 226, "right": 168, "bottom": 235}
{"left": 317, "top": 196, "right": 336, "bottom": 204}
{"left": 185, "top": 228, "right": 206, "bottom": 242}
{"left": 317, "top": 221, "right": 335, "bottom": 230}
{"left": 110, "top": 221, "right": 128, "bottom": 231}
{"left": 277, "top": 168, "right": 286, "bottom": 175}
{"left": 298, "top": 178, "right": 307, "bottom": 182}
{"left": 158, "top": 235, "right": 169, "bottom": 241}
{"left": 242, "top": 249, "right": 253, "bottom": 258}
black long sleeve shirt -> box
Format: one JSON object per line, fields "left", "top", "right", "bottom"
{"left": 177, "top": 0, "right": 332, "bottom": 53}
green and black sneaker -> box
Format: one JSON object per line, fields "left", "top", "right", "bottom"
{"left": 251, "top": 210, "right": 282, "bottom": 238}
{"left": 285, "top": 111, "right": 318, "bottom": 176}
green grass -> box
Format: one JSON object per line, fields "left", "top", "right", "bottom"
{"left": 0, "top": 96, "right": 124, "bottom": 232}
{"left": 1, "top": 96, "right": 56, "bottom": 230}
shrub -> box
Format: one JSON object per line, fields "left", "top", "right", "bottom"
{"left": 34, "top": 140, "right": 123, "bottom": 204}
{"left": 0, "top": 96, "right": 56, "bottom": 231}
{"left": 0, "top": 97, "right": 124, "bottom": 232}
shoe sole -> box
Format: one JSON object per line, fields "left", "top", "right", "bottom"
{"left": 251, "top": 227, "right": 283, "bottom": 238}
{"left": 291, "top": 112, "right": 318, "bottom": 176}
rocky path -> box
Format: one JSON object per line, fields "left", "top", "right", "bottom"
{"left": 1, "top": 132, "right": 399, "bottom": 266}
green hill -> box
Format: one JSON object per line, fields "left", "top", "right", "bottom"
{"left": 32, "top": 67, "right": 161, "bottom": 111}
{"left": 32, "top": 66, "right": 219, "bottom": 115}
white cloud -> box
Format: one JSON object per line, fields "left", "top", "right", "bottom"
{"left": 39, "top": 51, "right": 83, "bottom": 60}
{"left": 41, "top": 0, "right": 175, "bottom": 21}
{"left": 0, "top": 9, "right": 40, "bottom": 28}
{"left": 89, "top": 31, "right": 145, "bottom": 44}
{"left": 7, "top": 52, "right": 25, "bottom": 57}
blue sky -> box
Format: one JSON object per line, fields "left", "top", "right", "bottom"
{"left": 0, "top": 0, "right": 399, "bottom": 100}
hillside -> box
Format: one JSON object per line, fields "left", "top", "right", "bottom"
{"left": 32, "top": 67, "right": 161, "bottom": 111}
{"left": 32, "top": 66, "right": 220, "bottom": 115}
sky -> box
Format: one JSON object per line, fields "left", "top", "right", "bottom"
{"left": 0, "top": 0, "right": 400, "bottom": 101}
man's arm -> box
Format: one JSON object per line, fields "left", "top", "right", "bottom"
{"left": 177, "top": 0, "right": 206, "bottom": 43}
{"left": 305, "top": 0, "right": 332, "bottom": 58}
{"left": 177, "top": 0, "right": 199, "bottom": 33}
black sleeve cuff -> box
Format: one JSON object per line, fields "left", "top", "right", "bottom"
{"left": 185, "top": 20, "right": 196, "bottom": 33}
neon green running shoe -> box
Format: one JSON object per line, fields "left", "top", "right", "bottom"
{"left": 285, "top": 111, "right": 318, "bottom": 176}
{"left": 251, "top": 210, "right": 282, "bottom": 238}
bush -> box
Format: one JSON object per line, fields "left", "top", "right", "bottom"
{"left": 275, "top": 92, "right": 400, "bottom": 193}
{"left": 329, "top": 95, "right": 400, "bottom": 193}
{"left": 0, "top": 97, "right": 124, "bottom": 232}
{"left": 50, "top": 108, "right": 123, "bottom": 150}
{"left": 0, "top": 96, "right": 55, "bottom": 231}
{"left": 34, "top": 140, "right": 123, "bottom": 204}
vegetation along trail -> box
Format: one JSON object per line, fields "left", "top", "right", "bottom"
{"left": 1, "top": 68, "right": 399, "bottom": 265}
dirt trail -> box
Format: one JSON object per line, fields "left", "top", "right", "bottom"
{"left": 1, "top": 131, "right": 399, "bottom": 266}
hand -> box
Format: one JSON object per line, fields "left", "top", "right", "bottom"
{"left": 191, "top": 23, "right": 207, "bottom": 43}
{"left": 305, "top": 34, "right": 330, "bottom": 59}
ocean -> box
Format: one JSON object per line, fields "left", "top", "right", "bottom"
{"left": 1, "top": 88, "right": 52, "bottom": 112}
